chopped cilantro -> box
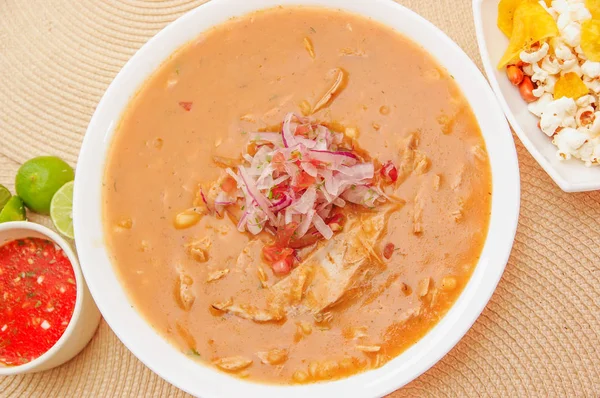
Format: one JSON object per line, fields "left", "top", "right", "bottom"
{"left": 188, "top": 349, "right": 201, "bottom": 357}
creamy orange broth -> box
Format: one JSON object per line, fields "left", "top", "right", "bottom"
{"left": 103, "top": 7, "right": 491, "bottom": 384}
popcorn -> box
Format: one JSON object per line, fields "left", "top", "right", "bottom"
{"left": 528, "top": 93, "right": 554, "bottom": 117}
{"left": 585, "top": 112, "right": 600, "bottom": 136}
{"left": 570, "top": 2, "right": 592, "bottom": 22}
{"left": 576, "top": 94, "right": 596, "bottom": 107}
{"left": 560, "top": 58, "right": 583, "bottom": 76}
{"left": 539, "top": 97, "right": 577, "bottom": 136}
{"left": 582, "top": 61, "right": 600, "bottom": 79}
{"left": 576, "top": 106, "right": 595, "bottom": 127}
{"left": 552, "top": 0, "right": 570, "bottom": 15}
{"left": 560, "top": 22, "right": 581, "bottom": 47}
{"left": 552, "top": 127, "right": 590, "bottom": 160}
{"left": 533, "top": 75, "right": 558, "bottom": 97}
{"left": 542, "top": 56, "right": 561, "bottom": 75}
{"left": 520, "top": 42, "right": 549, "bottom": 64}
{"left": 507, "top": 0, "right": 600, "bottom": 164}
{"left": 532, "top": 62, "right": 550, "bottom": 84}
{"left": 584, "top": 77, "right": 600, "bottom": 93}
{"left": 554, "top": 41, "right": 576, "bottom": 61}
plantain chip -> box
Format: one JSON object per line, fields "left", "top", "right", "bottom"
{"left": 498, "top": 1, "right": 559, "bottom": 68}
{"left": 497, "top": 0, "right": 538, "bottom": 37}
{"left": 586, "top": 0, "right": 600, "bottom": 19}
{"left": 581, "top": 19, "right": 600, "bottom": 62}
{"left": 554, "top": 72, "right": 589, "bottom": 100}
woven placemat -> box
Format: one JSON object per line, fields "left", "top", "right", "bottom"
{"left": 0, "top": 0, "right": 598, "bottom": 396}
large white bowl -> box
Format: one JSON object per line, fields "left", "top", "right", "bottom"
{"left": 473, "top": 0, "right": 600, "bottom": 192}
{"left": 74, "top": 0, "right": 520, "bottom": 396}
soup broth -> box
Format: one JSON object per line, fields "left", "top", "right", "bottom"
{"left": 104, "top": 6, "right": 491, "bottom": 384}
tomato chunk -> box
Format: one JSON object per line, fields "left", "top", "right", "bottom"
{"left": 220, "top": 176, "right": 238, "bottom": 195}
{"left": 380, "top": 161, "right": 398, "bottom": 183}
{"left": 294, "top": 171, "right": 316, "bottom": 190}
{"left": 178, "top": 101, "right": 193, "bottom": 111}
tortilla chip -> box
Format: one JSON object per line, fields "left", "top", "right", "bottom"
{"left": 581, "top": 19, "right": 600, "bottom": 62}
{"left": 554, "top": 73, "right": 589, "bottom": 100}
{"left": 497, "top": 1, "right": 559, "bottom": 68}
{"left": 497, "top": 0, "right": 539, "bottom": 37}
{"left": 586, "top": 0, "right": 600, "bottom": 19}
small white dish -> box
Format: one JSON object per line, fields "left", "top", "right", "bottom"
{"left": 74, "top": 0, "right": 520, "bottom": 397}
{"left": 0, "top": 221, "right": 101, "bottom": 375}
{"left": 473, "top": 0, "right": 600, "bottom": 192}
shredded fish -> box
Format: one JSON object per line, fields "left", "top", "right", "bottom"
{"left": 355, "top": 345, "right": 381, "bottom": 352}
{"left": 213, "top": 356, "right": 253, "bottom": 371}
{"left": 206, "top": 269, "right": 229, "bottom": 282}
{"left": 312, "top": 68, "right": 348, "bottom": 114}
{"left": 211, "top": 300, "right": 284, "bottom": 322}
{"left": 257, "top": 348, "right": 288, "bottom": 365}
{"left": 303, "top": 37, "right": 316, "bottom": 59}
{"left": 176, "top": 267, "right": 195, "bottom": 311}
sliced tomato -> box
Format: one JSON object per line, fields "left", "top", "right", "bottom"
{"left": 383, "top": 242, "right": 395, "bottom": 259}
{"left": 380, "top": 161, "right": 398, "bottom": 183}
{"left": 220, "top": 176, "right": 238, "bottom": 195}
{"left": 289, "top": 229, "right": 320, "bottom": 249}
{"left": 272, "top": 152, "right": 286, "bottom": 173}
{"left": 272, "top": 256, "right": 294, "bottom": 275}
{"left": 262, "top": 243, "right": 295, "bottom": 275}
{"left": 295, "top": 124, "right": 312, "bottom": 136}
{"left": 294, "top": 171, "right": 316, "bottom": 191}
{"left": 276, "top": 222, "right": 298, "bottom": 247}
{"left": 178, "top": 101, "right": 193, "bottom": 111}
{"left": 247, "top": 142, "right": 258, "bottom": 156}
{"left": 262, "top": 244, "right": 294, "bottom": 264}
{"left": 327, "top": 213, "right": 345, "bottom": 232}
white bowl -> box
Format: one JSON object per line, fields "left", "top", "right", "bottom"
{"left": 473, "top": 0, "right": 600, "bottom": 192}
{"left": 0, "top": 221, "right": 101, "bottom": 375}
{"left": 74, "top": 0, "right": 520, "bottom": 396}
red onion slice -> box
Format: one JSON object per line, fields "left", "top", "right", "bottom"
{"left": 239, "top": 166, "right": 276, "bottom": 223}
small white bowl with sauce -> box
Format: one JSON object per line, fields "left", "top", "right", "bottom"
{"left": 473, "top": 0, "right": 600, "bottom": 192}
{"left": 0, "top": 221, "right": 101, "bottom": 375}
{"left": 74, "top": 0, "right": 520, "bottom": 397}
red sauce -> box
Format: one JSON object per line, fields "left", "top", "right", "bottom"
{"left": 0, "top": 238, "right": 77, "bottom": 366}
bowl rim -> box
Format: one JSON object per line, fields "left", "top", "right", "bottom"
{"left": 74, "top": 0, "right": 520, "bottom": 396}
{"left": 0, "top": 221, "right": 86, "bottom": 375}
{"left": 472, "top": 0, "right": 600, "bottom": 193}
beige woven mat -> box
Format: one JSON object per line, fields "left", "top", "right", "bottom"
{"left": 0, "top": 0, "right": 599, "bottom": 396}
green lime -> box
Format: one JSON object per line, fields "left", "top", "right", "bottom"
{"left": 0, "top": 196, "right": 26, "bottom": 223}
{"left": 15, "top": 156, "right": 74, "bottom": 215}
{"left": 50, "top": 181, "right": 74, "bottom": 239}
{"left": 0, "top": 184, "right": 11, "bottom": 210}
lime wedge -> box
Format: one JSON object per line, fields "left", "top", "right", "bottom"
{"left": 50, "top": 181, "right": 74, "bottom": 239}
{"left": 15, "top": 156, "right": 74, "bottom": 215}
{"left": 0, "top": 196, "right": 26, "bottom": 223}
{"left": 0, "top": 185, "right": 11, "bottom": 210}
